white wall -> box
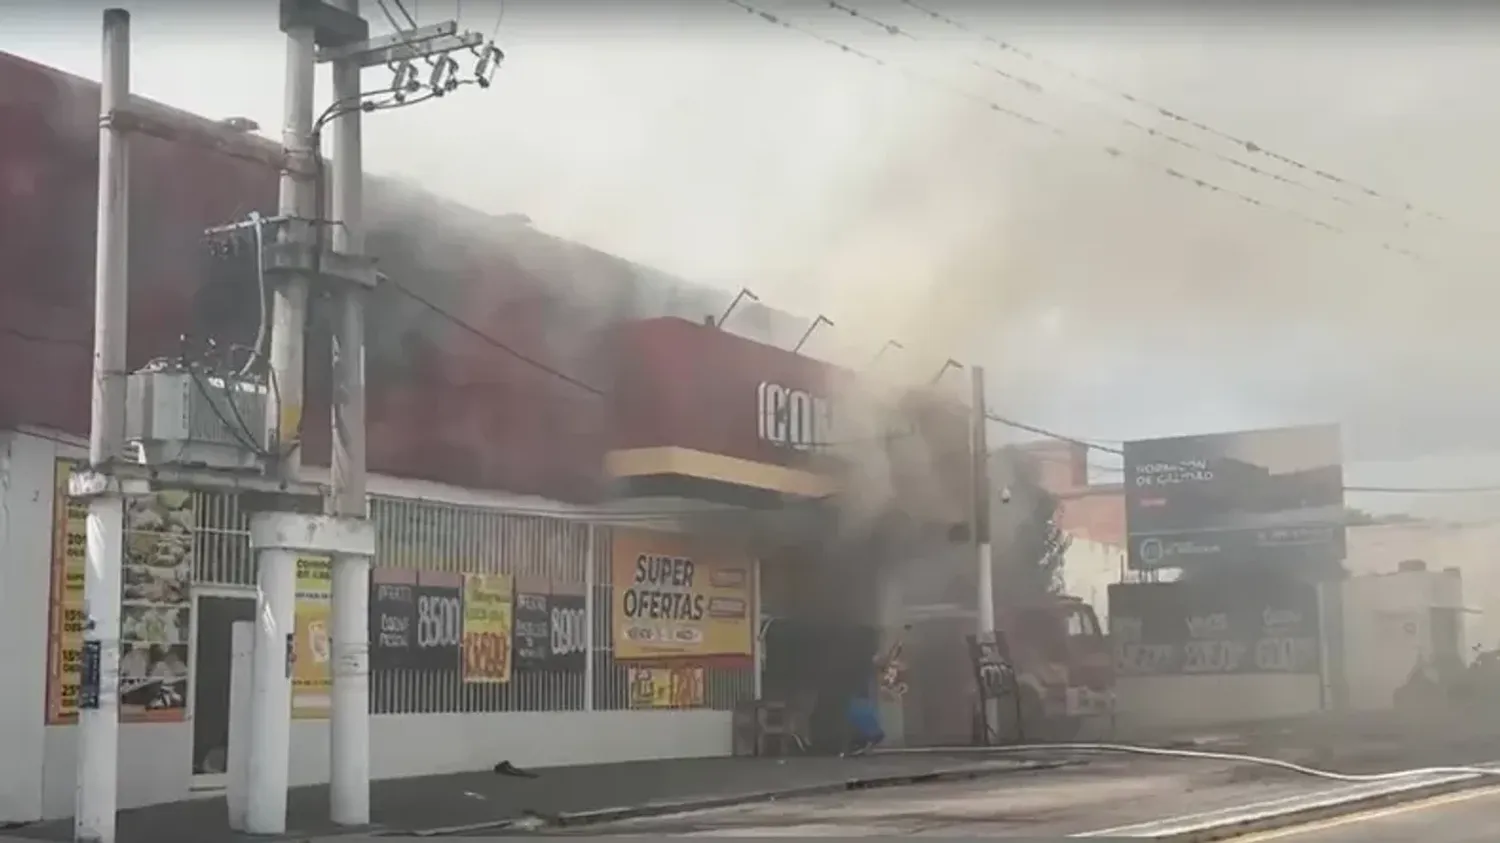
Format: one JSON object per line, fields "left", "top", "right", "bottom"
{"left": 1338, "top": 569, "right": 1465, "bottom": 712}
{"left": 1, "top": 429, "right": 79, "bottom": 824}
{"left": 1347, "top": 522, "right": 1497, "bottom": 649}
{"left": 4, "top": 429, "right": 737, "bottom": 823}
{"left": 1114, "top": 674, "right": 1322, "bottom": 731}
{"left": 37, "top": 710, "right": 731, "bottom": 820}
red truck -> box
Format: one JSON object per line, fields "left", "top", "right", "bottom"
{"left": 993, "top": 595, "right": 1114, "bottom": 739}
{"left": 897, "top": 595, "right": 1113, "bottom": 745}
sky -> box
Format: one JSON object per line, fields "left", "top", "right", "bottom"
{"left": 6, "top": 1, "right": 1500, "bottom": 517}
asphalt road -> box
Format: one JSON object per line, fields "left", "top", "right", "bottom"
{"left": 498, "top": 757, "right": 1385, "bottom": 837}
{"left": 1228, "top": 783, "right": 1500, "bottom": 843}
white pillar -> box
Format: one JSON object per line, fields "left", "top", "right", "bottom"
{"left": 227, "top": 620, "right": 255, "bottom": 832}
{"left": 583, "top": 526, "right": 597, "bottom": 712}
{"left": 330, "top": 551, "right": 371, "bottom": 826}
{"left": 245, "top": 537, "right": 296, "bottom": 835}
{"left": 75, "top": 494, "right": 123, "bottom": 843}
{"left": 752, "top": 559, "right": 763, "bottom": 701}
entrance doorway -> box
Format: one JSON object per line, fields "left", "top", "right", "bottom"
{"left": 191, "top": 588, "right": 255, "bottom": 788}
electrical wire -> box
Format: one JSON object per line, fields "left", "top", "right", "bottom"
{"left": 829, "top": 1, "right": 1370, "bottom": 214}
{"left": 720, "top": 0, "right": 1435, "bottom": 266}
{"left": 987, "top": 411, "right": 1123, "bottom": 455}
{"left": 895, "top": 0, "right": 1463, "bottom": 231}
{"left": 234, "top": 211, "right": 268, "bottom": 377}
{"left": 384, "top": 277, "right": 608, "bottom": 397}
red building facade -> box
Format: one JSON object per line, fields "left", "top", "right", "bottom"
{"left": 0, "top": 50, "right": 969, "bottom": 522}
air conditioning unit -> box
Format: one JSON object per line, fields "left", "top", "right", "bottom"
{"left": 125, "top": 360, "right": 269, "bottom": 472}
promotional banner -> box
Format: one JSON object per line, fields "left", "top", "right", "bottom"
{"left": 1109, "top": 574, "right": 1322, "bottom": 677}
{"left": 512, "top": 577, "right": 552, "bottom": 673}
{"left": 512, "top": 579, "right": 587, "bottom": 673}
{"left": 412, "top": 570, "right": 463, "bottom": 672}
{"left": 627, "top": 665, "right": 706, "bottom": 709}
{"left": 370, "top": 567, "right": 417, "bottom": 672}
{"left": 1123, "top": 424, "right": 1345, "bottom": 571}
{"left": 292, "top": 556, "right": 332, "bottom": 719}
{"left": 612, "top": 530, "right": 754, "bottom": 662}
{"left": 549, "top": 583, "right": 587, "bottom": 674}
{"left": 461, "top": 573, "right": 514, "bottom": 683}
{"left": 47, "top": 460, "right": 192, "bottom": 724}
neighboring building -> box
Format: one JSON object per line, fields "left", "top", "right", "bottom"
{"left": 1013, "top": 441, "right": 1126, "bottom": 623}
{"left": 1346, "top": 520, "right": 1499, "bottom": 652}
{"left": 0, "top": 51, "right": 973, "bottom": 823}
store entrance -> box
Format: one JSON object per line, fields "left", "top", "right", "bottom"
{"left": 191, "top": 589, "right": 255, "bottom": 789}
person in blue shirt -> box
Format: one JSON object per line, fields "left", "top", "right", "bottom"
{"left": 843, "top": 688, "right": 884, "bottom": 756}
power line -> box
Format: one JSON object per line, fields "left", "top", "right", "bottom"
{"left": 1345, "top": 484, "right": 1500, "bottom": 495}
{"left": 895, "top": 0, "right": 1461, "bottom": 230}
{"left": 986, "top": 410, "right": 1123, "bottom": 454}
{"left": 981, "top": 409, "right": 1500, "bottom": 495}
{"left": 720, "top": 0, "right": 1435, "bottom": 265}
{"left": 832, "top": 2, "right": 1358, "bottom": 212}
{"left": 384, "top": 278, "right": 609, "bottom": 396}
{"left": 0, "top": 325, "right": 90, "bottom": 348}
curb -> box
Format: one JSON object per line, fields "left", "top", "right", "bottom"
{"left": 1150, "top": 773, "right": 1500, "bottom": 842}
{"left": 402, "top": 759, "right": 1074, "bottom": 837}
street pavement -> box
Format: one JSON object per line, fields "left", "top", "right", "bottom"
{"left": 0, "top": 752, "right": 1057, "bottom": 843}
{"left": 1222, "top": 783, "right": 1500, "bottom": 843}
{"left": 505, "top": 756, "right": 1386, "bottom": 837}
{"left": 13, "top": 710, "right": 1500, "bottom": 842}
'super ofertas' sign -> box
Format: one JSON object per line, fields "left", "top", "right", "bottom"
{"left": 611, "top": 530, "right": 754, "bottom": 661}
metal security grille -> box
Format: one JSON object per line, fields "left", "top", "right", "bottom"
{"left": 193, "top": 490, "right": 255, "bottom": 586}
{"left": 371, "top": 496, "right": 590, "bottom": 714}
{"left": 190, "top": 489, "right": 755, "bottom": 713}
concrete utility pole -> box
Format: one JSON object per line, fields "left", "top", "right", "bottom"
{"left": 237, "top": 1, "right": 492, "bottom": 833}
{"left": 326, "top": 0, "right": 371, "bottom": 825}
{"left": 74, "top": 11, "right": 131, "bottom": 843}
{"left": 243, "top": 16, "right": 319, "bottom": 837}
{"left": 970, "top": 365, "right": 1000, "bottom": 742}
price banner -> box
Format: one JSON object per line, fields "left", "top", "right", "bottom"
{"left": 513, "top": 576, "right": 552, "bottom": 673}
{"left": 292, "top": 556, "right": 332, "bottom": 720}
{"left": 627, "top": 665, "right": 706, "bottom": 709}
{"left": 411, "top": 570, "right": 463, "bottom": 673}
{"left": 461, "top": 573, "right": 513, "bottom": 684}
{"left": 369, "top": 568, "right": 417, "bottom": 672}
{"left": 1109, "top": 575, "right": 1321, "bottom": 677}
{"left": 549, "top": 583, "right": 587, "bottom": 674}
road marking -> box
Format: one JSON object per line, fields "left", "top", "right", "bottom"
{"left": 1229, "top": 783, "right": 1500, "bottom": 841}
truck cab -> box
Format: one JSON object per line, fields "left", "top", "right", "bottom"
{"left": 997, "top": 596, "right": 1114, "bottom": 736}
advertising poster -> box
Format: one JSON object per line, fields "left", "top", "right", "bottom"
{"left": 1108, "top": 574, "right": 1322, "bottom": 677}
{"left": 1123, "top": 424, "right": 1344, "bottom": 571}
{"left": 611, "top": 530, "right": 754, "bottom": 662}
{"left": 292, "top": 556, "right": 332, "bottom": 719}
{"left": 46, "top": 460, "right": 87, "bottom": 724}
{"left": 461, "top": 573, "right": 513, "bottom": 684}
{"left": 512, "top": 576, "right": 552, "bottom": 673}
{"left": 47, "top": 459, "right": 193, "bottom": 724}
{"left": 549, "top": 581, "right": 587, "bottom": 674}
{"left": 627, "top": 665, "right": 706, "bottom": 709}
{"left": 369, "top": 567, "right": 417, "bottom": 672}
{"left": 412, "top": 570, "right": 463, "bottom": 672}
{"left": 511, "top": 579, "right": 587, "bottom": 673}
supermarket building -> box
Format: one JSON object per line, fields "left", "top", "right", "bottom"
{"left": 0, "top": 50, "right": 971, "bottom": 823}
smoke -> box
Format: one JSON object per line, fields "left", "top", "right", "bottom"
{"left": 382, "top": 10, "right": 1500, "bottom": 479}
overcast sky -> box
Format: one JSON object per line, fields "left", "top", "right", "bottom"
{"left": 7, "top": 1, "right": 1500, "bottom": 515}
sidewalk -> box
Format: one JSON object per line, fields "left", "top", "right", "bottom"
{"left": 6, "top": 752, "right": 1059, "bottom": 843}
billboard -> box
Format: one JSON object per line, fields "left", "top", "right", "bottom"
{"left": 1108, "top": 577, "right": 1322, "bottom": 677}
{"left": 1123, "top": 424, "right": 1344, "bottom": 571}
